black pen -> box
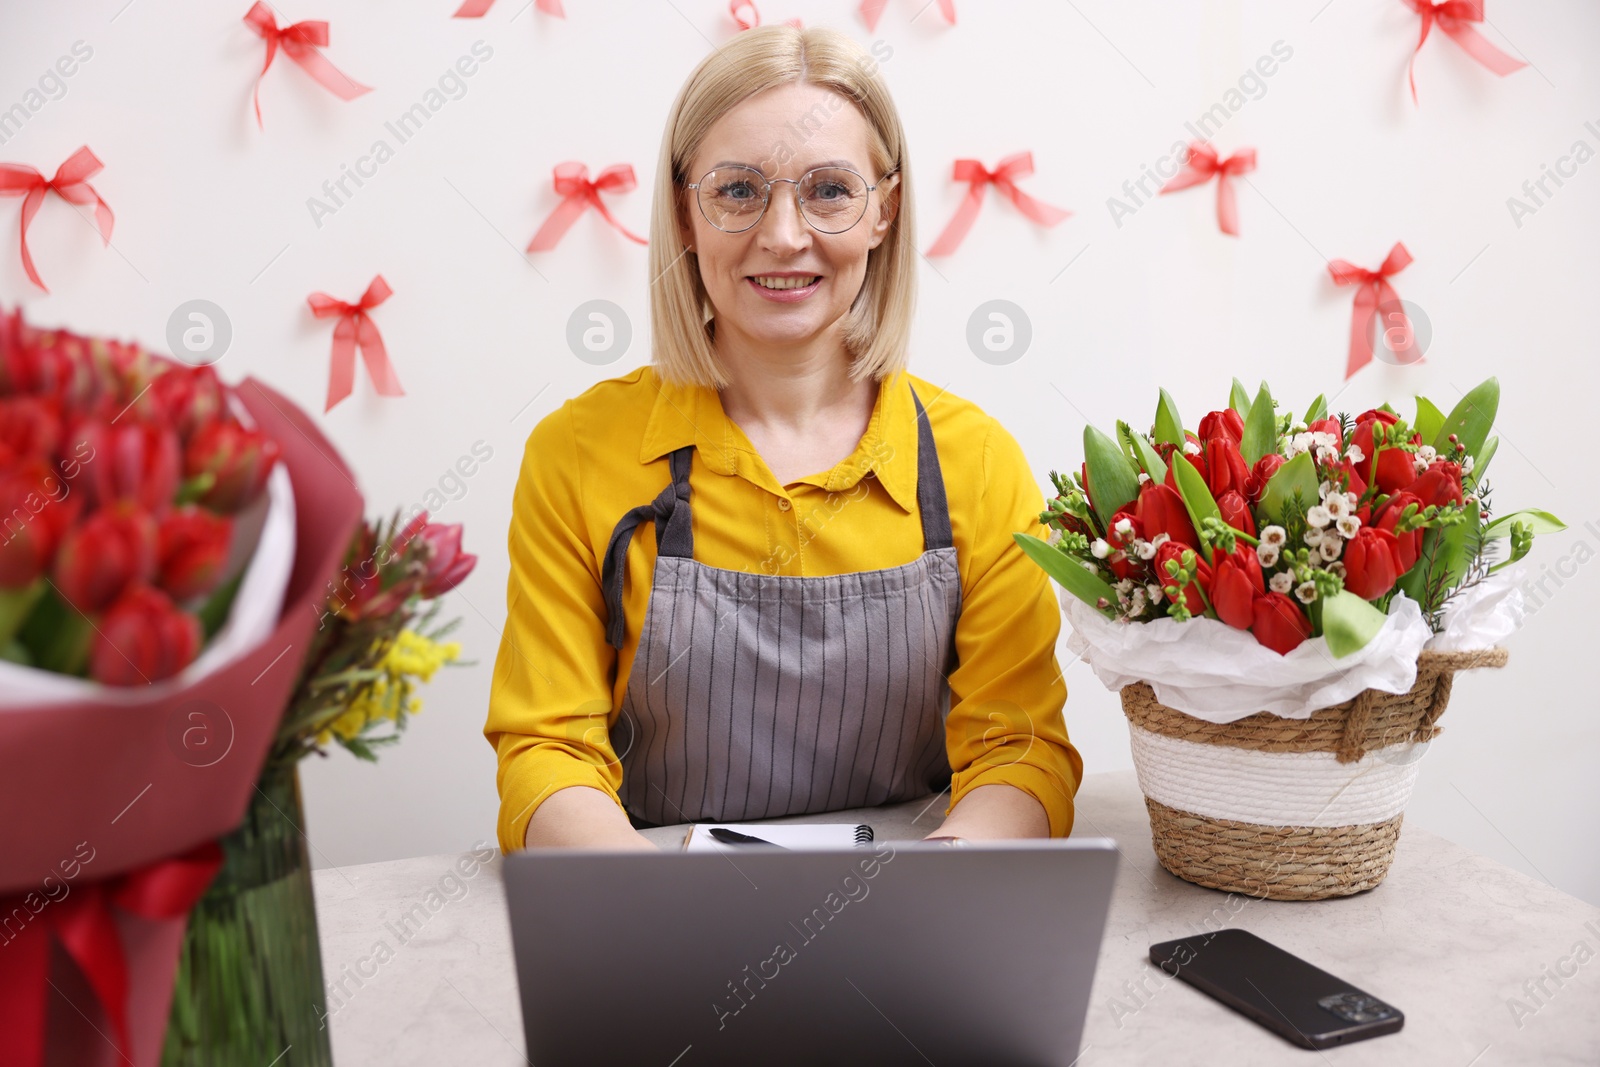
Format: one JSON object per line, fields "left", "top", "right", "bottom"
{"left": 709, "top": 827, "right": 787, "bottom": 848}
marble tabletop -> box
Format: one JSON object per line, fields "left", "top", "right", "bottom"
{"left": 311, "top": 770, "right": 1600, "bottom": 1065}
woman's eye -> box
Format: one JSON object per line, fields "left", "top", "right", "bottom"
{"left": 719, "top": 182, "right": 758, "bottom": 200}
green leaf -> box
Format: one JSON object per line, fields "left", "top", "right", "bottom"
{"left": 1014, "top": 532, "right": 1117, "bottom": 618}
{"left": 1169, "top": 450, "right": 1222, "bottom": 562}
{"left": 1240, "top": 385, "right": 1277, "bottom": 467}
{"left": 1473, "top": 436, "right": 1499, "bottom": 480}
{"left": 1258, "top": 450, "right": 1318, "bottom": 520}
{"left": 1154, "top": 387, "right": 1185, "bottom": 446}
{"left": 0, "top": 577, "right": 45, "bottom": 649}
{"left": 1413, "top": 396, "right": 1445, "bottom": 443}
{"left": 1433, "top": 377, "right": 1499, "bottom": 458}
{"left": 196, "top": 570, "right": 245, "bottom": 642}
{"left": 1303, "top": 393, "right": 1327, "bottom": 425}
{"left": 1321, "top": 589, "right": 1389, "bottom": 658}
{"left": 1229, "top": 378, "right": 1251, "bottom": 417}
{"left": 1128, "top": 430, "right": 1168, "bottom": 483}
{"left": 1483, "top": 508, "right": 1565, "bottom": 539}
{"left": 1084, "top": 424, "right": 1141, "bottom": 529}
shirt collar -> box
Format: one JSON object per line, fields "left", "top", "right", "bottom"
{"left": 638, "top": 366, "right": 919, "bottom": 513}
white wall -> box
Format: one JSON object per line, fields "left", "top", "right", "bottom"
{"left": 5, "top": 1, "right": 1596, "bottom": 907}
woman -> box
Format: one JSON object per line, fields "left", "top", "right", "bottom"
{"left": 485, "top": 25, "right": 1082, "bottom": 851}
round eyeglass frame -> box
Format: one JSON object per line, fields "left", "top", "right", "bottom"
{"left": 685, "top": 163, "right": 899, "bottom": 235}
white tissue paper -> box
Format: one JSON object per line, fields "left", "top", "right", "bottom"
{"left": 1060, "top": 560, "right": 1526, "bottom": 723}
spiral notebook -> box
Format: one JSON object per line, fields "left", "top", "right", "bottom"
{"left": 680, "top": 822, "right": 875, "bottom": 852}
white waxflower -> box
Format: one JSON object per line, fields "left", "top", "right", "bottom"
{"left": 1304, "top": 526, "right": 1324, "bottom": 546}
{"left": 1256, "top": 542, "right": 1281, "bottom": 568}
{"left": 1080, "top": 560, "right": 1099, "bottom": 573}
{"left": 1129, "top": 588, "right": 1147, "bottom": 614}
{"left": 1336, "top": 515, "right": 1362, "bottom": 539}
{"left": 1150, "top": 532, "right": 1171, "bottom": 550}
{"left": 1135, "top": 539, "right": 1156, "bottom": 560}
{"left": 1146, "top": 582, "right": 1165, "bottom": 603}
{"left": 1315, "top": 444, "right": 1339, "bottom": 464}
{"left": 1324, "top": 493, "right": 1350, "bottom": 519}
{"left": 1462, "top": 454, "right": 1475, "bottom": 474}
{"left": 1417, "top": 444, "right": 1437, "bottom": 465}
{"left": 1319, "top": 537, "right": 1343, "bottom": 561}
{"left": 1114, "top": 517, "right": 1133, "bottom": 536}
{"left": 1115, "top": 578, "right": 1135, "bottom": 594}
{"left": 1296, "top": 581, "right": 1319, "bottom": 604}
{"left": 1270, "top": 571, "right": 1294, "bottom": 594}
{"left": 1260, "top": 524, "right": 1287, "bottom": 547}
{"left": 1344, "top": 444, "right": 1364, "bottom": 464}
{"left": 1328, "top": 561, "right": 1347, "bottom": 581}
{"left": 1047, "top": 527, "right": 1064, "bottom": 546}
{"left": 1182, "top": 440, "right": 1201, "bottom": 455}
{"left": 1289, "top": 432, "right": 1314, "bottom": 456}
{"left": 1090, "top": 538, "right": 1110, "bottom": 559}
{"left": 1137, "top": 472, "right": 1151, "bottom": 485}
{"left": 1307, "top": 505, "right": 1332, "bottom": 528}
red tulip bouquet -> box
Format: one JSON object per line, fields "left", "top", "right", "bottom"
{"left": 1019, "top": 377, "right": 1562, "bottom": 666}
{"left": 1016, "top": 377, "right": 1565, "bottom": 900}
{"left": 0, "top": 306, "right": 364, "bottom": 1067}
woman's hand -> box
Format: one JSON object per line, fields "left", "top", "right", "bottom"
{"left": 925, "top": 783, "right": 1051, "bottom": 841}
{"left": 523, "top": 785, "right": 662, "bottom": 851}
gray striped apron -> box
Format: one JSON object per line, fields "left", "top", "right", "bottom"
{"left": 599, "top": 385, "right": 962, "bottom": 828}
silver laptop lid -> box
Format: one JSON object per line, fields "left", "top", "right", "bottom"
{"left": 504, "top": 838, "right": 1119, "bottom": 1067}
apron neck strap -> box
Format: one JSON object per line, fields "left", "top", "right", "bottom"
{"left": 909, "top": 385, "right": 954, "bottom": 552}
{"left": 599, "top": 446, "right": 694, "bottom": 648}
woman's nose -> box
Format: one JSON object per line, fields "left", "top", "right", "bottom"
{"left": 757, "top": 182, "right": 811, "bottom": 250}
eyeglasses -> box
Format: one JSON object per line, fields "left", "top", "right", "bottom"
{"left": 685, "top": 164, "right": 898, "bottom": 235}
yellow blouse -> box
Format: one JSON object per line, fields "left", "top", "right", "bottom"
{"left": 483, "top": 364, "right": 1083, "bottom": 851}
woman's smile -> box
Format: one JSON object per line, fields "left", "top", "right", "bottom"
{"left": 745, "top": 272, "right": 824, "bottom": 302}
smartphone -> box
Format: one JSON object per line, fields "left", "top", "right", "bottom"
{"left": 1148, "top": 928, "right": 1404, "bottom": 1050}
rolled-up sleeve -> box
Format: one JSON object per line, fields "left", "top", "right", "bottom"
{"left": 484, "top": 402, "right": 627, "bottom": 853}
{"left": 942, "top": 421, "right": 1083, "bottom": 837}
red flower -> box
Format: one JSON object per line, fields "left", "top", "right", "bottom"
{"left": 1136, "top": 482, "right": 1199, "bottom": 549}
{"left": 1211, "top": 543, "right": 1264, "bottom": 630}
{"left": 1373, "top": 447, "right": 1418, "bottom": 495}
{"left": 1374, "top": 491, "right": 1424, "bottom": 572}
{"left": 88, "top": 584, "right": 202, "bottom": 686}
{"left": 184, "top": 420, "right": 282, "bottom": 513}
{"left": 1343, "top": 527, "right": 1405, "bottom": 600}
{"left": 1252, "top": 592, "right": 1312, "bottom": 655}
{"left": 1308, "top": 417, "right": 1343, "bottom": 450}
{"left": 1334, "top": 456, "right": 1368, "bottom": 498}
{"left": 414, "top": 522, "right": 477, "bottom": 598}
{"left": 1163, "top": 449, "right": 1209, "bottom": 496}
{"left": 0, "top": 460, "right": 82, "bottom": 588}
{"left": 157, "top": 505, "right": 234, "bottom": 601}
{"left": 52, "top": 503, "right": 158, "bottom": 613}
{"left": 1103, "top": 506, "right": 1144, "bottom": 579}
{"left": 67, "top": 418, "right": 182, "bottom": 513}
{"left": 1155, "top": 540, "right": 1211, "bottom": 616}
{"left": 1215, "top": 489, "right": 1257, "bottom": 538}
{"left": 1203, "top": 437, "right": 1251, "bottom": 499}
{"left": 150, "top": 364, "right": 226, "bottom": 442}
{"left": 1245, "top": 453, "right": 1284, "bottom": 506}
{"left": 0, "top": 395, "right": 63, "bottom": 464}
{"left": 1410, "top": 460, "right": 1464, "bottom": 509}
{"left": 1198, "top": 409, "right": 1244, "bottom": 445}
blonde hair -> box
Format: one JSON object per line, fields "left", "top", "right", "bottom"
{"left": 648, "top": 25, "right": 916, "bottom": 389}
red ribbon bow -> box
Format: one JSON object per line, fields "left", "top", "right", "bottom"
{"left": 1401, "top": 0, "right": 1527, "bottom": 105}
{"left": 859, "top": 0, "right": 955, "bottom": 30}
{"left": 0, "top": 842, "right": 222, "bottom": 1067}
{"left": 730, "top": 0, "right": 802, "bottom": 30}
{"left": 526, "top": 163, "right": 648, "bottom": 252}
{"left": 452, "top": 0, "right": 565, "bottom": 16}
{"left": 925, "top": 151, "right": 1070, "bottom": 257}
{"left": 1328, "top": 242, "right": 1417, "bottom": 379}
{"left": 0, "top": 146, "right": 114, "bottom": 293}
{"left": 1159, "top": 142, "right": 1257, "bottom": 236}
{"left": 307, "top": 275, "right": 406, "bottom": 413}
{"left": 243, "top": 2, "right": 373, "bottom": 129}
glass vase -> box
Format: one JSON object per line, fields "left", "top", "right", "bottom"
{"left": 162, "top": 761, "right": 333, "bottom": 1066}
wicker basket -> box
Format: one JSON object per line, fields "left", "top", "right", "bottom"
{"left": 1119, "top": 648, "right": 1508, "bottom": 901}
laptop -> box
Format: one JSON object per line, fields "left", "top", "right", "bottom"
{"left": 502, "top": 837, "right": 1120, "bottom": 1066}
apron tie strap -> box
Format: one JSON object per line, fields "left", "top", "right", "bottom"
{"left": 601, "top": 446, "right": 693, "bottom": 649}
